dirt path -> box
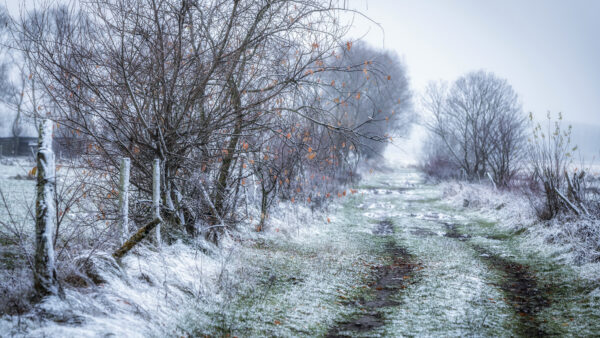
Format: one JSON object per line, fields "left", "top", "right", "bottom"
{"left": 440, "top": 219, "right": 552, "bottom": 336}
{"left": 326, "top": 220, "right": 420, "bottom": 337}
{"left": 326, "top": 174, "right": 557, "bottom": 337}
{"left": 473, "top": 245, "right": 551, "bottom": 336}
{"left": 173, "top": 169, "right": 596, "bottom": 337}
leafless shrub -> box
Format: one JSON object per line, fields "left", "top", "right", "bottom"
{"left": 0, "top": 189, "right": 35, "bottom": 314}
{"left": 528, "top": 112, "right": 579, "bottom": 219}
{"left": 420, "top": 133, "right": 461, "bottom": 181}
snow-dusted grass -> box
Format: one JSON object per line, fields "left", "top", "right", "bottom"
{"left": 439, "top": 179, "right": 600, "bottom": 336}
{"left": 2, "top": 162, "right": 599, "bottom": 336}
{"left": 0, "top": 171, "right": 386, "bottom": 337}
{"left": 439, "top": 179, "right": 600, "bottom": 266}
{"left": 355, "top": 170, "right": 515, "bottom": 336}
{"left": 0, "top": 159, "right": 36, "bottom": 223}
{"left": 0, "top": 159, "right": 37, "bottom": 315}
{"left": 172, "top": 193, "right": 388, "bottom": 337}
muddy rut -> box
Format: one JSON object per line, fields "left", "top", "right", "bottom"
{"left": 473, "top": 245, "right": 551, "bottom": 336}
{"left": 326, "top": 220, "right": 420, "bottom": 337}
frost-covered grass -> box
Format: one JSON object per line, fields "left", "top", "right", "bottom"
{"left": 172, "top": 193, "right": 389, "bottom": 337}
{"left": 439, "top": 179, "right": 600, "bottom": 336}
{"left": 0, "top": 169, "right": 387, "bottom": 337}
{"left": 0, "top": 159, "right": 37, "bottom": 315}
{"left": 2, "top": 162, "right": 599, "bottom": 336}
{"left": 0, "top": 158, "right": 36, "bottom": 223}
{"left": 355, "top": 170, "right": 515, "bottom": 336}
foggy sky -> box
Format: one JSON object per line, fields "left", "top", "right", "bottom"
{"left": 347, "top": 0, "right": 600, "bottom": 126}
{"left": 6, "top": 0, "right": 599, "bottom": 125}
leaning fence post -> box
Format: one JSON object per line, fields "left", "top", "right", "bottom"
{"left": 34, "top": 119, "right": 60, "bottom": 298}
{"left": 118, "top": 158, "right": 130, "bottom": 245}
{"left": 152, "top": 159, "right": 161, "bottom": 245}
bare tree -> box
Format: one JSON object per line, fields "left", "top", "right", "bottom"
{"left": 321, "top": 42, "right": 413, "bottom": 160}
{"left": 423, "top": 71, "right": 526, "bottom": 186}
{"left": 16, "top": 0, "right": 394, "bottom": 247}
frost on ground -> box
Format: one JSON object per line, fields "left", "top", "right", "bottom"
{"left": 172, "top": 194, "right": 387, "bottom": 337}
{"left": 0, "top": 182, "right": 383, "bottom": 337}
{"left": 1, "top": 165, "right": 600, "bottom": 337}
{"left": 439, "top": 179, "right": 600, "bottom": 336}
{"left": 440, "top": 180, "right": 600, "bottom": 266}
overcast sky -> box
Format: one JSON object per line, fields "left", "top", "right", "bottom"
{"left": 347, "top": 0, "right": 600, "bottom": 126}
{"left": 7, "top": 0, "right": 599, "bottom": 125}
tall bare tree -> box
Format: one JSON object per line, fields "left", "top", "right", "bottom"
{"left": 423, "top": 71, "right": 526, "bottom": 186}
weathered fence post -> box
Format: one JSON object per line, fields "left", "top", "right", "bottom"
{"left": 152, "top": 159, "right": 161, "bottom": 245}
{"left": 118, "top": 158, "right": 130, "bottom": 245}
{"left": 34, "top": 120, "right": 60, "bottom": 298}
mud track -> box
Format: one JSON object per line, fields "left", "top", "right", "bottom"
{"left": 326, "top": 220, "right": 420, "bottom": 337}
{"left": 473, "top": 245, "right": 551, "bottom": 337}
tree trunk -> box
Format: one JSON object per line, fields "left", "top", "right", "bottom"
{"left": 34, "top": 120, "right": 60, "bottom": 298}
{"left": 259, "top": 186, "right": 268, "bottom": 231}
{"left": 212, "top": 80, "right": 243, "bottom": 222}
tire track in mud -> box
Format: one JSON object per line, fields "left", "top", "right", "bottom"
{"left": 326, "top": 220, "right": 421, "bottom": 338}
{"left": 472, "top": 245, "right": 551, "bottom": 337}
{"left": 436, "top": 219, "right": 551, "bottom": 336}
{"left": 406, "top": 207, "right": 553, "bottom": 336}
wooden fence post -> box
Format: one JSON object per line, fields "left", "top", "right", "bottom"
{"left": 152, "top": 159, "right": 161, "bottom": 245}
{"left": 34, "top": 120, "right": 60, "bottom": 298}
{"left": 118, "top": 158, "right": 130, "bottom": 245}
